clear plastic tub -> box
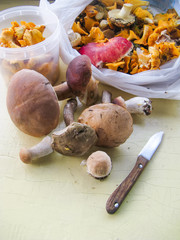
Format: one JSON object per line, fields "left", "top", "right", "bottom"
{"left": 0, "top": 6, "right": 60, "bottom": 85}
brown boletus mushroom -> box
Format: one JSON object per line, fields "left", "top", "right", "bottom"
{"left": 78, "top": 91, "right": 133, "bottom": 148}
{"left": 52, "top": 98, "right": 98, "bottom": 156}
{"left": 6, "top": 69, "right": 60, "bottom": 137}
{"left": 19, "top": 98, "right": 98, "bottom": 163}
{"left": 7, "top": 55, "right": 92, "bottom": 137}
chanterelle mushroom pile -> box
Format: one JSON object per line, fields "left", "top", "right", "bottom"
{"left": 69, "top": 0, "right": 180, "bottom": 74}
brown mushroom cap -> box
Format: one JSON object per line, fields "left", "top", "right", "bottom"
{"left": 78, "top": 103, "right": 133, "bottom": 147}
{"left": 6, "top": 69, "right": 60, "bottom": 137}
{"left": 86, "top": 151, "right": 112, "bottom": 179}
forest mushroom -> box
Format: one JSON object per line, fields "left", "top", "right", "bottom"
{"left": 108, "top": 3, "right": 135, "bottom": 27}
{"left": 102, "top": 90, "right": 152, "bottom": 115}
{"left": 6, "top": 69, "right": 60, "bottom": 137}
{"left": 51, "top": 98, "right": 98, "bottom": 156}
{"left": 6, "top": 55, "right": 92, "bottom": 137}
{"left": 85, "top": 151, "right": 112, "bottom": 179}
{"left": 78, "top": 91, "right": 133, "bottom": 148}
{"left": 19, "top": 98, "right": 98, "bottom": 163}
{"left": 19, "top": 136, "right": 53, "bottom": 164}
{"left": 113, "top": 96, "right": 152, "bottom": 115}
{"left": 54, "top": 55, "right": 92, "bottom": 101}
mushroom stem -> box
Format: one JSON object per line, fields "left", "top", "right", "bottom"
{"left": 113, "top": 96, "right": 152, "bottom": 115}
{"left": 19, "top": 136, "right": 53, "bottom": 164}
{"left": 102, "top": 90, "right": 112, "bottom": 103}
{"left": 63, "top": 98, "right": 77, "bottom": 126}
{"left": 118, "top": 3, "right": 133, "bottom": 18}
{"left": 125, "top": 97, "right": 152, "bottom": 115}
{"left": 53, "top": 82, "right": 75, "bottom": 101}
{"left": 79, "top": 76, "right": 99, "bottom": 106}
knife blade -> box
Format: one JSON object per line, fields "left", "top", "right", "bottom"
{"left": 106, "top": 131, "right": 164, "bottom": 214}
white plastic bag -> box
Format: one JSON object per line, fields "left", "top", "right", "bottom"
{"left": 40, "top": 0, "right": 180, "bottom": 99}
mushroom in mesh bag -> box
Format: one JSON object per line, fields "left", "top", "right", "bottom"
{"left": 40, "top": 0, "right": 180, "bottom": 99}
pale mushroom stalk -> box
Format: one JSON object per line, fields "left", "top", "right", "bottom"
{"left": 102, "top": 90, "right": 152, "bottom": 115}
{"left": 113, "top": 96, "right": 152, "bottom": 115}
{"left": 19, "top": 136, "right": 53, "bottom": 164}
{"left": 78, "top": 76, "right": 99, "bottom": 106}
{"left": 118, "top": 3, "right": 132, "bottom": 18}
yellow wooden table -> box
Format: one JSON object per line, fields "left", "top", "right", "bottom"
{"left": 0, "top": 1, "right": 180, "bottom": 240}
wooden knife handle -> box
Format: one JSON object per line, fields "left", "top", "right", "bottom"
{"left": 106, "top": 155, "right": 149, "bottom": 214}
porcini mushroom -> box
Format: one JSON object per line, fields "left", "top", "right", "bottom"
{"left": 85, "top": 151, "right": 112, "bottom": 179}
{"left": 113, "top": 96, "right": 152, "bottom": 115}
{"left": 19, "top": 98, "right": 98, "bottom": 163}
{"left": 52, "top": 98, "right": 98, "bottom": 156}
{"left": 108, "top": 3, "right": 135, "bottom": 27}
{"left": 78, "top": 91, "right": 133, "bottom": 148}
{"left": 6, "top": 69, "right": 60, "bottom": 137}
{"left": 7, "top": 55, "right": 92, "bottom": 137}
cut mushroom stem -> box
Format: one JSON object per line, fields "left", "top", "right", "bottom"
{"left": 19, "top": 136, "right": 53, "bottom": 164}
{"left": 113, "top": 96, "right": 152, "bottom": 115}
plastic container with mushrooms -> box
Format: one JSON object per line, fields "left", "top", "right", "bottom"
{"left": 0, "top": 6, "right": 60, "bottom": 86}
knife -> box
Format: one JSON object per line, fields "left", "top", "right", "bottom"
{"left": 106, "top": 131, "right": 164, "bottom": 214}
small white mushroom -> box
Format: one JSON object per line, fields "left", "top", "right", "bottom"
{"left": 86, "top": 151, "right": 112, "bottom": 179}
{"left": 67, "top": 29, "right": 81, "bottom": 47}
{"left": 108, "top": 3, "right": 135, "bottom": 27}
{"left": 113, "top": 96, "right": 152, "bottom": 115}
{"left": 102, "top": 90, "right": 152, "bottom": 115}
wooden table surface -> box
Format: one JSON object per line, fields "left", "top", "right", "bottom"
{"left": 0, "top": 1, "right": 180, "bottom": 240}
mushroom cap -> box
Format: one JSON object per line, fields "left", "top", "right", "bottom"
{"left": 51, "top": 122, "right": 98, "bottom": 156}
{"left": 66, "top": 55, "right": 92, "bottom": 96}
{"left": 78, "top": 103, "right": 133, "bottom": 147}
{"left": 86, "top": 151, "right": 112, "bottom": 179}
{"left": 6, "top": 69, "right": 60, "bottom": 137}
